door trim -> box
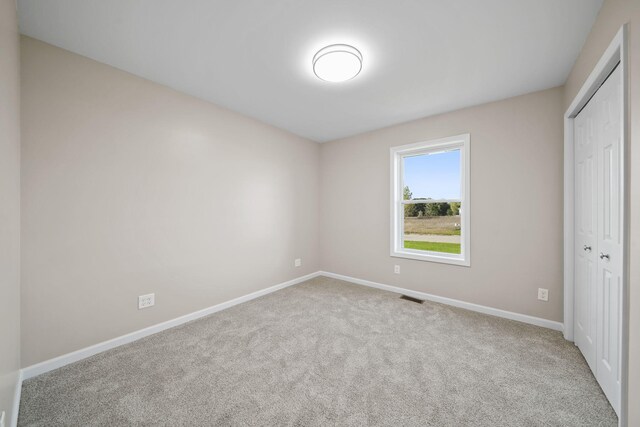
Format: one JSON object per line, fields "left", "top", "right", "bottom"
{"left": 563, "top": 25, "right": 628, "bottom": 426}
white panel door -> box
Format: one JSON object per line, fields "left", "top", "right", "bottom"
{"left": 594, "top": 65, "right": 622, "bottom": 414}
{"left": 574, "top": 88, "right": 598, "bottom": 372}
{"left": 573, "top": 64, "right": 622, "bottom": 416}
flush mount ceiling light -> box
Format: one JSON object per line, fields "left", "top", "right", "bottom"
{"left": 312, "top": 44, "right": 363, "bottom": 82}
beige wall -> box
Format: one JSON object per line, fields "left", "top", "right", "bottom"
{"left": 0, "top": 0, "right": 21, "bottom": 422}
{"left": 20, "top": 37, "right": 320, "bottom": 366}
{"left": 563, "top": 0, "right": 640, "bottom": 424}
{"left": 320, "top": 87, "right": 564, "bottom": 322}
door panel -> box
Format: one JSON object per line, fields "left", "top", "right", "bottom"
{"left": 595, "top": 65, "right": 622, "bottom": 413}
{"left": 574, "top": 93, "right": 597, "bottom": 371}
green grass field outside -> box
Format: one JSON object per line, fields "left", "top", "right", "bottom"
{"left": 404, "top": 240, "right": 461, "bottom": 254}
{"left": 403, "top": 216, "right": 461, "bottom": 236}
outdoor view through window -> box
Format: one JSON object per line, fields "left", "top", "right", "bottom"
{"left": 403, "top": 149, "right": 461, "bottom": 254}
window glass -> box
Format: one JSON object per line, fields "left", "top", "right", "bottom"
{"left": 402, "top": 150, "right": 461, "bottom": 255}
{"left": 403, "top": 203, "right": 462, "bottom": 254}
{"left": 403, "top": 150, "right": 461, "bottom": 200}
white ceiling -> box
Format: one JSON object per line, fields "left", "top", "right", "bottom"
{"left": 18, "top": 0, "right": 602, "bottom": 142}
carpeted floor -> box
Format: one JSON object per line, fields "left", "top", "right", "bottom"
{"left": 19, "top": 276, "right": 617, "bottom": 426}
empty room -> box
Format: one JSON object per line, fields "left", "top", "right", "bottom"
{"left": 1, "top": 0, "right": 639, "bottom": 426}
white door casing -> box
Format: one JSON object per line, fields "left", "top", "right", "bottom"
{"left": 564, "top": 25, "right": 627, "bottom": 426}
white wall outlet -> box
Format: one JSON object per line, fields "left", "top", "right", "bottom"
{"left": 294, "top": 258, "right": 301, "bottom": 267}
{"left": 537, "top": 288, "right": 549, "bottom": 302}
{"left": 394, "top": 265, "right": 401, "bottom": 274}
{"left": 138, "top": 293, "right": 155, "bottom": 309}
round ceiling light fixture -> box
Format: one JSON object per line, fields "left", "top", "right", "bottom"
{"left": 312, "top": 44, "right": 363, "bottom": 82}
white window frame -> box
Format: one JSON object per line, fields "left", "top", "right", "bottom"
{"left": 390, "top": 133, "right": 470, "bottom": 266}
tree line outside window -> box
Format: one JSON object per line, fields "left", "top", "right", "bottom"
{"left": 403, "top": 186, "right": 460, "bottom": 217}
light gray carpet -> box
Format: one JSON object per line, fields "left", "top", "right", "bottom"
{"left": 19, "top": 277, "right": 617, "bottom": 426}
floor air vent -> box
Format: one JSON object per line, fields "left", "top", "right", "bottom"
{"left": 400, "top": 295, "right": 424, "bottom": 304}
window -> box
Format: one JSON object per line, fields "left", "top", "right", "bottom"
{"left": 390, "top": 134, "right": 470, "bottom": 266}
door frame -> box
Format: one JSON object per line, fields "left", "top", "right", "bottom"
{"left": 563, "top": 25, "right": 628, "bottom": 425}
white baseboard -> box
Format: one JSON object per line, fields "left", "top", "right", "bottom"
{"left": 20, "top": 269, "right": 562, "bottom": 383}
{"left": 10, "top": 370, "right": 23, "bottom": 427}
{"left": 21, "top": 271, "right": 322, "bottom": 381}
{"left": 319, "top": 271, "right": 564, "bottom": 332}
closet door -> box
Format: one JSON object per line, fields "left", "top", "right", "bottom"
{"left": 573, "top": 64, "right": 622, "bottom": 416}
{"left": 574, "top": 89, "right": 598, "bottom": 372}
{"left": 594, "top": 65, "right": 622, "bottom": 414}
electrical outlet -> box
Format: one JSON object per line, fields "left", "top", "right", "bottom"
{"left": 294, "top": 258, "right": 301, "bottom": 267}
{"left": 394, "top": 265, "right": 401, "bottom": 274}
{"left": 138, "top": 293, "right": 155, "bottom": 309}
{"left": 537, "top": 288, "right": 549, "bottom": 302}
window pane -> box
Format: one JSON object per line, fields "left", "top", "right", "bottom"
{"left": 403, "top": 149, "right": 461, "bottom": 200}
{"left": 403, "top": 205, "right": 461, "bottom": 254}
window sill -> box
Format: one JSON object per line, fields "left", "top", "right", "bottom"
{"left": 390, "top": 249, "right": 470, "bottom": 267}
